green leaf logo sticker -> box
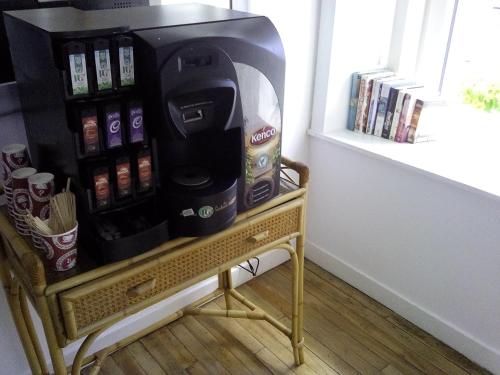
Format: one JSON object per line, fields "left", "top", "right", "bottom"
{"left": 198, "top": 206, "right": 214, "bottom": 219}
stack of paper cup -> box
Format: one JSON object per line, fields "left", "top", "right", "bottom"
{"left": 1, "top": 144, "right": 30, "bottom": 220}
{"left": 11, "top": 167, "right": 37, "bottom": 236}
{"left": 28, "top": 173, "right": 54, "bottom": 250}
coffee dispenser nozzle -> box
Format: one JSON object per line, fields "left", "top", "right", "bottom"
{"left": 166, "top": 79, "right": 237, "bottom": 139}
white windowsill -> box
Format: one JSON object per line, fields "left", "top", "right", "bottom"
{"left": 308, "top": 110, "right": 500, "bottom": 203}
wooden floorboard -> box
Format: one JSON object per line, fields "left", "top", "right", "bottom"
{"left": 86, "top": 260, "right": 491, "bottom": 375}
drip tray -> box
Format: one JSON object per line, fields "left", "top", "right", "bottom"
{"left": 85, "top": 200, "right": 169, "bottom": 264}
{"left": 170, "top": 166, "right": 212, "bottom": 188}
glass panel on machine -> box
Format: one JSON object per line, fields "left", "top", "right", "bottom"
{"left": 234, "top": 63, "right": 282, "bottom": 208}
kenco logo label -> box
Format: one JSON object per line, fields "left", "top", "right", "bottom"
{"left": 251, "top": 126, "right": 277, "bottom": 146}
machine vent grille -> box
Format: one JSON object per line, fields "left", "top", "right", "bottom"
{"left": 250, "top": 180, "right": 273, "bottom": 205}
{"left": 112, "top": 1, "right": 134, "bottom": 8}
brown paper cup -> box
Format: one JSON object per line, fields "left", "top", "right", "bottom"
{"left": 1, "top": 144, "right": 30, "bottom": 187}
{"left": 11, "top": 167, "right": 37, "bottom": 214}
{"left": 28, "top": 173, "right": 54, "bottom": 220}
{"left": 39, "top": 223, "right": 78, "bottom": 272}
{"left": 11, "top": 167, "right": 37, "bottom": 235}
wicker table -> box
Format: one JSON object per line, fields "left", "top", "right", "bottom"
{"left": 0, "top": 157, "right": 308, "bottom": 375}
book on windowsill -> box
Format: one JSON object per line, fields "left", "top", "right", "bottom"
{"left": 394, "top": 87, "right": 426, "bottom": 142}
{"left": 373, "top": 79, "right": 405, "bottom": 137}
{"left": 347, "top": 69, "right": 386, "bottom": 131}
{"left": 394, "top": 92, "right": 415, "bottom": 142}
{"left": 381, "top": 81, "right": 417, "bottom": 139}
{"left": 366, "top": 75, "right": 398, "bottom": 135}
{"left": 354, "top": 70, "right": 393, "bottom": 133}
{"left": 389, "top": 86, "right": 423, "bottom": 141}
{"left": 406, "top": 95, "right": 445, "bottom": 143}
{"left": 348, "top": 69, "right": 443, "bottom": 144}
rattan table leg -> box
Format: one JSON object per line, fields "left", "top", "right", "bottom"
{"left": 86, "top": 350, "right": 112, "bottom": 375}
{"left": 296, "top": 236, "right": 305, "bottom": 364}
{"left": 196, "top": 243, "right": 305, "bottom": 366}
{"left": 72, "top": 327, "right": 108, "bottom": 375}
{"left": 0, "top": 239, "right": 41, "bottom": 373}
{"left": 266, "top": 242, "right": 303, "bottom": 365}
{"left": 9, "top": 280, "right": 44, "bottom": 374}
{"left": 35, "top": 295, "right": 68, "bottom": 375}
{"left": 296, "top": 178, "right": 307, "bottom": 365}
{"left": 221, "top": 269, "right": 233, "bottom": 310}
{"left": 19, "top": 287, "right": 50, "bottom": 374}
{"left": 0, "top": 237, "right": 12, "bottom": 292}
{"left": 287, "top": 244, "right": 302, "bottom": 366}
{"left": 229, "top": 289, "right": 257, "bottom": 311}
{"left": 0, "top": 241, "right": 45, "bottom": 374}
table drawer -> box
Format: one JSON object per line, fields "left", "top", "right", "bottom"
{"left": 59, "top": 199, "right": 302, "bottom": 339}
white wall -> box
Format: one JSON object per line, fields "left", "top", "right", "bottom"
{"left": 305, "top": 2, "right": 500, "bottom": 372}
{"left": 245, "top": 0, "right": 319, "bottom": 163}
{"left": 305, "top": 136, "right": 500, "bottom": 374}
{"left": 311, "top": 0, "right": 396, "bottom": 134}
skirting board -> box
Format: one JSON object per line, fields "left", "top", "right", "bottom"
{"left": 27, "top": 248, "right": 291, "bottom": 375}
{"left": 305, "top": 240, "right": 500, "bottom": 375}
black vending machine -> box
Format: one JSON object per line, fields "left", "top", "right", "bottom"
{"left": 4, "top": 4, "right": 285, "bottom": 263}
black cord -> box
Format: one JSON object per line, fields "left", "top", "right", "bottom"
{"left": 238, "top": 257, "right": 260, "bottom": 277}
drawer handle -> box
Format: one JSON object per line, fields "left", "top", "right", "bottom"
{"left": 127, "top": 278, "right": 157, "bottom": 298}
{"left": 248, "top": 230, "right": 269, "bottom": 243}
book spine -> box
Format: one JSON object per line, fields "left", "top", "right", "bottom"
{"left": 406, "top": 99, "right": 424, "bottom": 143}
{"left": 389, "top": 91, "right": 406, "bottom": 141}
{"left": 366, "top": 80, "right": 382, "bottom": 135}
{"left": 400, "top": 101, "right": 415, "bottom": 143}
{"left": 359, "top": 79, "right": 374, "bottom": 133}
{"left": 381, "top": 87, "right": 398, "bottom": 139}
{"left": 347, "top": 73, "right": 361, "bottom": 131}
{"left": 353, "top": 77, "right": 367, "bottom": 132}
{"left": 373, "top": 84, "right": 390, "bottom": 137}
{"left": 395, "top": 93, "right": 411, "bottom": 142}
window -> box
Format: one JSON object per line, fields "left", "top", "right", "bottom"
{"left": 395, "top": 0, "right": 500, "bottom": 126}
{"left": 308, "top": 0, "right": 500, "bottom": 199}
{"left": 311, "top": 0, "right": 499, "bottom": 135}
{"left": 441, "top": 0, "right": 500, "bottom": 115}
{"left": 411, "top": 0, "right": 500, "bottom": 144}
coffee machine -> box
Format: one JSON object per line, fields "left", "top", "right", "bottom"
{"left": 134, "top": 18, "right": 285, "bottom": 236}
{"left": 4, "top": 4, "right": 285, "bottom": 261}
